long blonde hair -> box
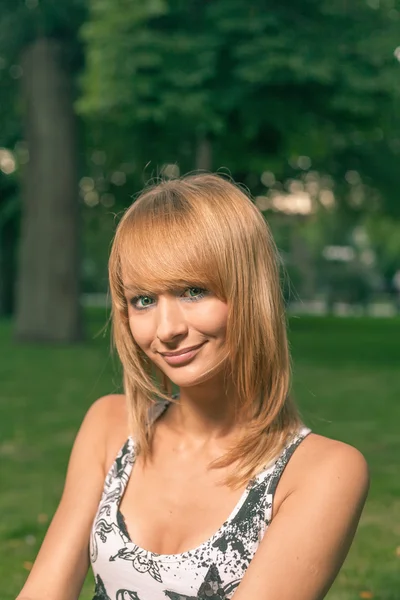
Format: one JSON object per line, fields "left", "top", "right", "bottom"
{"left": 109, "top": 173, "right": 302, "bottom": 488}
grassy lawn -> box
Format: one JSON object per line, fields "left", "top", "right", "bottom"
{"left": 1, "top": 313, "right": 399, "bottom": 599}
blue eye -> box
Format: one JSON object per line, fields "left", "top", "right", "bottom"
{"left": 181, "top": 287, "right": 207, "bottom": 301}
{"left": 131, "top": 295, "right": 155, "bottom": 310}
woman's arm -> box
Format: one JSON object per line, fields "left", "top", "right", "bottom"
{"left": 16, "top": 395, "right": 123, "bottom": 600}
{"left": 232, "top": 440, "right": 369, "bottom": 600}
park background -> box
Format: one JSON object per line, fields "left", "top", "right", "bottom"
{"left": 0, "top": 1, "right": 399, "bottom": 598}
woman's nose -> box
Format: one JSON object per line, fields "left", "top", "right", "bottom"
{"left": 155, "top": 297, "right": 188, "bottom": 343}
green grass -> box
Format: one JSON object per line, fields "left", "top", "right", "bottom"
{"left": 1, "top": 313, "right": 399, "bottom": 599}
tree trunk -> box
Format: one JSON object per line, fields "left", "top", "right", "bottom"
{"left": 15, "top": 38, "right": 82, "bottom": 342}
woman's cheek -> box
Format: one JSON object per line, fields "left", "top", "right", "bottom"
{"left": 128, "top": 314, "right": 143, "bottom": 344}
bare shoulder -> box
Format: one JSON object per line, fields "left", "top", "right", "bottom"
{"left": 299, "top": 433, "right": 368, "bottom": 478}
{"left": 232, "top": 434, "right": 370, "bottom": 599}
{"left": 296, "top": 432, "right": 367, "bottom": 466}
{"left": 16, "top": 394, "right": 128, "bottom": 600}
{"left": 87, "top": 392, "right": 127, "bottom": 431}
{"left": 86, "top": 393, "right": 129, "bottom": 472}
{"left": 279, "top": 432, "right": 369, "bottom": 509}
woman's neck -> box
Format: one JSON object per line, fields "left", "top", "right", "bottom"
{"left": 166, "top": 378, "right": 240, "bottom": 443}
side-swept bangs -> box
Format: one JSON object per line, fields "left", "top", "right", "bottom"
{"left": 112, "top": 187, "right": 228, "bottom": 301}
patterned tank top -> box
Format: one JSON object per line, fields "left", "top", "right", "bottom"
{"left": 90, "top": 401, "right": 311, "bottom": 600}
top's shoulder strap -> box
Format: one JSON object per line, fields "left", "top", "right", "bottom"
{"left": 265, "top": 427, "right": 312, "bottom": 496}
{"left": 147, "top": 398, "right": 172, "bottom": 425}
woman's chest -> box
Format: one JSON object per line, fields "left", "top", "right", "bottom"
{"left": 119, "top": 456, "right": 249, "bottom": 556}
{"left": 90, "top": 438, "right": 277, "bottom": 600}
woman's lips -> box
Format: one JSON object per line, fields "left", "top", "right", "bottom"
{"left": 160, "top": 342, "right": 206, "bottom": 366}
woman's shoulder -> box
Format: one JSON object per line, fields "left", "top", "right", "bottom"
{"left": 84, "top": 393, "right": 130, "bottom": 476}
{"left": 294, "top": 432, "right": 368, "bottom": 476}
{"left": 274, "top": 432, "right": 369, "bottom": 516}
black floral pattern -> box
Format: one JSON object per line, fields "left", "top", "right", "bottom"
{"left": 110, "top": 546, "right": 163, "bottom": 583}
{"left": 90, "top": 441, "right": 134, "bottom": 563}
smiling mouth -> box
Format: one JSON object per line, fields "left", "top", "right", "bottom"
{"left": 159, "top": 342, "right": 206, "bottom": 366}
{"left": 159, "top": 342, "right": 205, "bottom": 357}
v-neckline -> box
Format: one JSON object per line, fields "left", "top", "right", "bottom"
{"left": 114, "top": 400, "right": 257, "bottom": 561}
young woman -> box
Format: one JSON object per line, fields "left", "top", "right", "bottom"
{"left": 17, "top": 173, "right": 369, "bottom": 600}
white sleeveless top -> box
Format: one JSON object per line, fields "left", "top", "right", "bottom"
{"left": 89, "top": 401, "right": 311, "bottom": 600}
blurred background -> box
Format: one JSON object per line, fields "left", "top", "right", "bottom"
{"left": 0, "top": 1, "right": 399, "bottom": 598}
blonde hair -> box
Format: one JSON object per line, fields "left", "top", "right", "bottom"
{"left": 109, "top": 173, "right": 302, "bottom": 488}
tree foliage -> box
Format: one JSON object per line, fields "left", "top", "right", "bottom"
{"left": 79, "top": 0, "right": 400, "bottom": 215}
{"left": 0, "top": 0, "right": 87, "bottom": 147}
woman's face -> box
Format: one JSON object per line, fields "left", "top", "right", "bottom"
{"left": 125, "top": 285, "right": 229, "bottom": 388}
